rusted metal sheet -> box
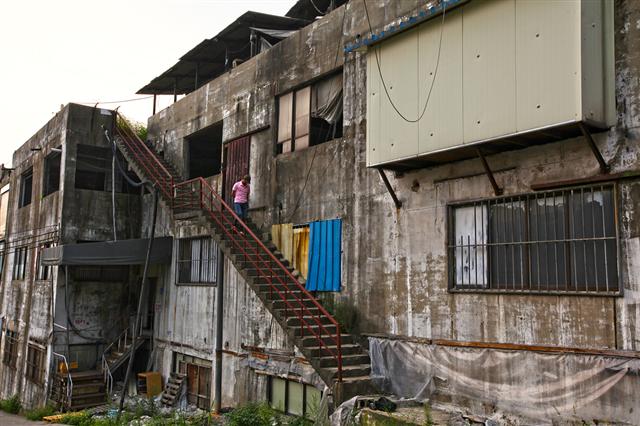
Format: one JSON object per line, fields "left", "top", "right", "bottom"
{"left": 223, "top": 136, "right": 251, "bottom": 204}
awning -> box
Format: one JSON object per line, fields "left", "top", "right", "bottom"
{"left": 41, "top": 237, "right": 173, "bottom": 266}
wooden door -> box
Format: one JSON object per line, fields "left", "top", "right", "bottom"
{"left": 222, "top": 136, "right": 251, "bottom": 204}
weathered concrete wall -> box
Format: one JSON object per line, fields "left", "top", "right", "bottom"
{"left": 143, "top": 0, "right": 640, "bottom": 417}
{"left": 0, "top": 104, "right": 143, "bottom": 408}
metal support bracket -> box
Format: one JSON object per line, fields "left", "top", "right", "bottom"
{"left": 476, "top": 148, "right": 503, "bottom": 196}
{"left": 579, "top": 122, "right": 610, "bottom": 174}
{"left": 378, "top": 168, "right": 402, "bottom": 209}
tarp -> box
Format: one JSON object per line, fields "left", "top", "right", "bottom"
{"left": 41, "top": 237, "right": 173, "bottom": 266}
{"left": 306, "top": 219, "right": 341, "bottom": 292}
{"left": 271, "top": 224, "right": 310, "bottom": 280}
{"left": 369, "top": 337, "right": 640, "bottom": 424}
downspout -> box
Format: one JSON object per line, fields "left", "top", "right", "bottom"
{"left": 119, "top": 188, "right": 158, "bottom": 414}
{"left": 65, "top": 266, "right": 70, "bottom": 358}
{"left": 213, "top": 247, "right": 225, "bottom": 413}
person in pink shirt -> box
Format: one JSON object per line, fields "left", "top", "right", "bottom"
{"left": 231, "top": 175, "right": 251, "bottom": 221}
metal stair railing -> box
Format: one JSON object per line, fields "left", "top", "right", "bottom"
{"left": 113, "top": 113, "right": 174, "bottom": 202}
{"left": 101, "top": 326, "right": 132, "bottom": 395}
{"left": 51, "top": 352, "right": 73, "bottom": 409}
{"left": 174, "top": 178, "right": 343, "bottom": 381}
{"left": 111, "top": 122, "right": 344, "bottom": 382}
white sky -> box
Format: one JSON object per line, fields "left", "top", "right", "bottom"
{"left": 0, "top": 0, "right": 295, "bottom": 167}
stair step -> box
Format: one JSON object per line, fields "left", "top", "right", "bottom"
{"left": 305, "top": 344, "right": 363, "bottom": 357}
{"left": 286, "top": 316, "right": 334, "bottom": 326}
{"left": 325, "top": 364, "right": 371, "bottom": 379}
{"left": 317, "top": 354, "right": 370, "bottom": 368}
{"left": 272, "top": 298, "right": 321, "bottom": 310}
{"left": 300, "top": 334, "right": 353, "bottom": 347}
{"left": 290, "top": 323, "right": 338, "bottom": 336}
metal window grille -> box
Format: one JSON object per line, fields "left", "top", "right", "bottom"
{"left": 2, "top": 329, "right": 19, "bottom": 368}
{"left": 37, "top": 243, "right": 54, "bottom": 281}
{"left": 448, "top": 184, "right": 619, "bottom": 295}
{"left": 176, "top": 237, "right": 218, "bottom": 285}
{"left": 12, "top": 246, "right": 28, "bottom": 280}
{"left": 25, "top": 343, "right": 45, "bottom": 384}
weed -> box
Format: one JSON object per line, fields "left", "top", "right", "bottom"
{"left": 0, "top": 394, "right": 22, "bottom": 414}
{"left": 24, "top": 403, "right": 57, "bottom": 420}
{"left": 423, "top": 403, "right": 433, "bottom": 426}
{"left": 225, "top": 403, "right": 282, "bottom": 426}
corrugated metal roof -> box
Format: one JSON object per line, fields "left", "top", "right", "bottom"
{"left": 137, "top": 11, "right": 310, "bottom": 95}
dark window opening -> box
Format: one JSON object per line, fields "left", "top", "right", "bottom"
{"left": 19, "top": 169, "right": 33, "bottom": 208}
{"left": 13, "top": 246, "right": 28, "bottom": 280}
{"left": 25, "top": 343, "right": 45, "bottom": 384}
{"left": 76, "top": 145, "right": 110, "bottom": 191}
{"left": 43, "top": 149, "right": 62, "bottom": 196}
{"left": 277, "top": 72, "right": 343, "bottom": 154}
{"left": 449, "top": 184, "right": 619, "bottom": 295}
{"left": 176, "top": 237, "right": 218, "bottom": 285}
{"left": 186, "top": 123, "right": 223, "bottom": 179}
{"left": 2, "top": 327, "right": 18, "bottom": 369}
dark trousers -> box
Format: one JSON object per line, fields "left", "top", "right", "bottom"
{"left": 233, "top": 202, "right": 248, "bottom": 220}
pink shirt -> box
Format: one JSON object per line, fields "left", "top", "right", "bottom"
{"left": 232, "top": 181, "right": 250, "bottom": 203}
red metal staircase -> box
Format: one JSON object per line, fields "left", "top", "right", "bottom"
{"left": 113, "top": 115, "right": 375, "bottom": 402}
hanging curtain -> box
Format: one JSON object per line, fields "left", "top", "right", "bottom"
{"left": 306, "top": 219, "right": 342, "bottom": 292}
{"left": 293, "top": 226, "right": 310, "bottom": 280}
{"left": 271, "top": 223, "right": 294, "bottom": 265}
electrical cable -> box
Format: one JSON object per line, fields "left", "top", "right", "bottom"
{"left": 309, "top": 0, "right": 327, "bottom": 15}
{"left": 284, "top": 3, "right": 347, "bottom": 223}
{"left": 75, "top": 95, "right": 153, "bottom": 106}
{"left": 363, "top": 0, "right": 446, "bottom": 123}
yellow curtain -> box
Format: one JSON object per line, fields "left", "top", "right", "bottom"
{"left": 271, "top": 224, "right": 293, "bottom": 264}
{"left": 293, "top": 227, "right": 310, "bottom": 280}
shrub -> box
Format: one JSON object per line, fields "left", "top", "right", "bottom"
{"left": 24, "top": 403, "right": 57, "bottom": 420}
{"left": 225, "top": 403, "right": 281, "bottom": 426}
{"left": 0, "top": 394, "right": 22, "bottom": 414}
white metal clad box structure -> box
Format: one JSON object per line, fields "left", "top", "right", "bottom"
{"left": 366, "top": 0, "right": 615, "bottom": 168}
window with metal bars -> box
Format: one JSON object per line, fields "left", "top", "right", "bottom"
{"left": 176, "top": 237, "right": 218, "bottom": 285}
{"left": 448, "top": 184, "right": 619, "bottom": 295}
{"left": 25, "top": 342, "right": 46, "bottom": 384}
{"left": 2, "top": 327, "right": 18, "bottom": 368}
{"left": 12, "top": 246, "right": 28, "bottom": 280}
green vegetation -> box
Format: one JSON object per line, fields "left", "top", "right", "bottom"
{"left": 116, "top": 115, "right": 148, "bottom": 141}
{"left": 423, "top": 403, "right": 433, "bottom": 426}
{"left": 225, "top": 403, "right": 280, "bottom": 426}
{"left": 320, "top": 295, "right": 360, "bottom": 335}
{"left": 24, "top": 403, "right": 57, "bottom": 420}
{"left": 0, "top": 394, "right": 22, "bottom": 414}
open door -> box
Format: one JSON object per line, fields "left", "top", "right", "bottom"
{"left": 222, "top": 136, "right": 251, "bottom": 204}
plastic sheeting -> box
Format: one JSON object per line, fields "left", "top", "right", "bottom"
{"left": 306, "top": 219, "right": 341, "bottom": 292}
{"left": 312, "top": 73, "right": 343, "bottom": 125}
{"left": 369, "top": 337, "right": 640, "bottom": 424}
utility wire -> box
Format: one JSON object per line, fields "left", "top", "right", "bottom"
{"left": 309, "top": 0, "right": 327, "bottom": 15}
{"left": 75, "top": 95, "right": 154, "bottom": 106}
{"left": 363, "top": 0, "right": 446, "bottom": 123}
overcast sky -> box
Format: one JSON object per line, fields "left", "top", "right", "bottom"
{"left": 0, "top": 0, "right": 294, "bottom": 167}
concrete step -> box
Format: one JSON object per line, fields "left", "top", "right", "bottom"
{"left": 317, "top": 353, "right": 370, "bottom": 368}
{"left": 290, "top": 323, "right": 338, "bottom": 337}
{"left": 300, "top": 334, "right": 354, "bottom": 348}
{"left": 272, "top": 298, "right": 320, "bottom": 310}
{"left": 325, "top": 364, "right": 371, "bottom": 380}
{"left": 304, "top": 343, "right": 363, "bottom": 358}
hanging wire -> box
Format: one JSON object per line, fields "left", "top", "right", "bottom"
{"left": 309, "top": 0, "right": 327, "bottom": 15}
{"left": 363, "top": 0, "right": 447, "bottom": 123}
{"left": 75, "top": 95, "right": 154, "bottom": 106}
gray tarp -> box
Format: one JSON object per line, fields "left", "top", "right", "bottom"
{"left": 369, "top": 337, "right": 640, "bottom": 424}
{"left": 41, "top": 237, "right": 173, "bottom": 266}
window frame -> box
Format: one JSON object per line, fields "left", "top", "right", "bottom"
{"left": 25, "top": 342, "right": 46, "bottom": 385}
{"left": 19, "top": 168, "right": 34, "bottom": 208}
{"left": 276, "top": 71, "right": 344, "bottom": 155}
{"left": 267, "top": 375, "right": 322, "bottom": 419}
{"left": 36, "top": 243, "right": 54, "bottom": 281}
{"left": 12, "top": 246, "right": 29, "bottom": 281}
{"left": 175, "top": 237, "right": 218, "bottom": 286}
{"left": 2, "top": 326, "right": 19, "bottom": 369}
{"left": 75, "top": 144, "right": 110, "bottom": 191}
{"left": 447, "top": 183, "right": 621, "bottom": 296}
{"left": 43, "top": 148, "right": 62, "bottom": 197}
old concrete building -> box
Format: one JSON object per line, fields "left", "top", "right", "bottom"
{"left": 0, "top": 104, "right": 148, "bottom": 409}
{"left": 1, "top": 0, "right": 640, "bottom": 423}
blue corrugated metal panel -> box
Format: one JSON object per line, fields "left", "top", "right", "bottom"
{"left": 306, "top": 219, "right": 341, "bottom": 292}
